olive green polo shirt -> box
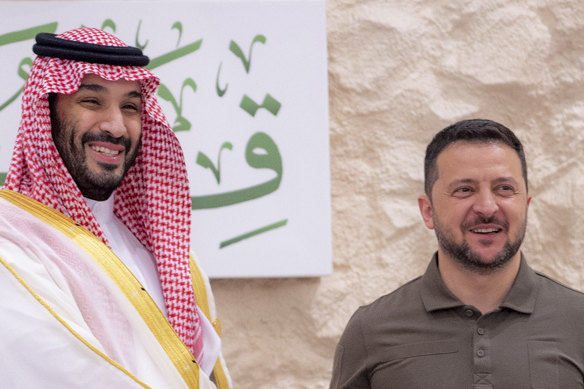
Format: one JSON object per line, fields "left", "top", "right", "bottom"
{"left": 330, "top": 254, "right": 584, "bottom": 388}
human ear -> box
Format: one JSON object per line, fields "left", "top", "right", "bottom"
{"left": 418, "top": 194, "right": 434, "bottom": 230}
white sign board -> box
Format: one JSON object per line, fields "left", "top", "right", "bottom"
{"left": 0, "top": 0, "right": 331, "bottom": 278}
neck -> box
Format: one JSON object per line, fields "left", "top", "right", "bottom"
{"left": 80, "top": 187, "right": 114, "bottom": 201}
{"left": 437, "top": 251, "right": 521, "bottom": 314}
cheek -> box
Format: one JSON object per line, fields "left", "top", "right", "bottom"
{"left": 501, "top": 199, "right": 528, "bottom": 219}
{"left": 437, "top": 200, "right": 469, "bottom": 222}
{"left": 75, "top": 110, "right": 100, "bottom": 128}
{"left": 53, "top": 123, "right": 75, "bottom": 150}
{"left": 127, "top": 119, "right": 142, "bottom": 143}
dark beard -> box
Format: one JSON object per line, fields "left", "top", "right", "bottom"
{"left": 433, "top": 216, "right": 526, "bottom": 274}
{"left": 51, "top": 114, "right": 140, "bottom": 201}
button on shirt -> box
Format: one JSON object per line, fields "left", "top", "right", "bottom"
{"left": 330, "top": 254, "right": 584, "bottom": 389}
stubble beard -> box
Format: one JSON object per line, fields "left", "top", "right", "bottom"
{"left": 433, "top": 215, "right": 527, "bottom": 274}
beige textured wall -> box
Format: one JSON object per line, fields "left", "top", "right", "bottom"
{"left": 211, "top": 1, "right": 584, "bottom": 388}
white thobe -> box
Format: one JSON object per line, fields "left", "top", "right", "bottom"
{"left": 86, "top": 196, "right": 221, "bottom": 376}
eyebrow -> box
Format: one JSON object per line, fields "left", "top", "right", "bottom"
{"left": 492, "top": 176, "right": 519, "bottom": 186}
{"left": 77, "top": 83, "right": 142, "bottom": 99}
{"left": 447, "top": 176, "right": 519, "bottom": 190}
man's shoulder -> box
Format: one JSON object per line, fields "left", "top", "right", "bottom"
{"left": 0, "top": 189, "right": 68, "bottom": 224}
{"left": 354, "top": 275, "right": 424, "bottom": 318}
{"left": 0, "top": 190, "right": 45, "bottom": 214}
{"left": 534, "top": 270, "right": 584, "bottom": 301}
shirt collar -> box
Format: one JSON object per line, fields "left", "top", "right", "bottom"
{"left": 421, "top": 252, "right": 538, "bottom": 314}
{"left": 84, "top": 195, "right": 115, "bottom": 225}
{"left": 499, "top": 254, "right": 538, "bottom": 314}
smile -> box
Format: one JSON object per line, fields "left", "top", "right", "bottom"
{"left": 91, "top": 145, "right": 121, "bottom": 156}
{"left": 471, "top": 228, "right": 501, "bottom": 234}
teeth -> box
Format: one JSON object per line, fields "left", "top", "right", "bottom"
{"left": 91, "top": 146, "right": 120, "bottom": 156}
{"left": 472, "top": 228, "right": 500, "bottom": 233}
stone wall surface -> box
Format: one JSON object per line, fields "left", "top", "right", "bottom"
{"left": 211, "top": 0, "right": 584, "bottom": 387}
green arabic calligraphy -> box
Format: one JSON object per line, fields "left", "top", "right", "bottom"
{"left": 240, "top": 93, "right": 281, "bottom": 117}
{"left": 230, "top": 34, "right": 266, "bottom": 74}
{"left": 215, "top": 35, "right": 268, "bottom": 98}
{"left": 191, "top": 131, "right": 282, "bottom": 209}
{"left": 135, "top": 20, "right": 148, "bottom": 50}
{"left": 196, "top": 142, "right": 233, "bottom": 184}
{"left": 215, "top": 62, "right": 228, "bottom": 97}
{"left": 157, "top": 78, "right": 197, "bottom": 132}
{"left": 146, "top": 39, "right": 202, "bottom": 70}
{"left": 195, "top": 33, "right": 287, "bottom": 244}
{"left": 141, "top": 22, "right": 203, "bottom": 131}
{"left": 172, "top": 22, "right": 183, "bottom": 47}
{"left": 220, "top": 219, "right": 288, "bottom": 248}
{"left": 0, "top": 22, "right": 57, "bottom": 46}
{"left": 0, "top": 57, "right": 32, "bottom": 112}
{"left": 195, "top": 33, "right": 288, "bottom": 245}
{"left": 0, "top": 23, "right": 57, "bottom": 112}
{"left": 101, "top": 19, "right": 116, "bottom": 32}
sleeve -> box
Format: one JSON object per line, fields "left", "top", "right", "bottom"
{"left": 330, "top": 307, "right": 371, "bottom": 389}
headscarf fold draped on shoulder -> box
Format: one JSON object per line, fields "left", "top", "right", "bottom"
{"left": 4, "top": 27, "right": 204, "bottom": 363}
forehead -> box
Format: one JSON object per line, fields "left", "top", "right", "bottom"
{"left": 76, "top": 73, "right": 142, "bottom": 95}
{"left": 435, "top": 141, "right": 523, "bottom": 182}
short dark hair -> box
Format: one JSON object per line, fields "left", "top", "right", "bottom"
{"left": 424, "top": 119, "right": 527, "bottom": 198}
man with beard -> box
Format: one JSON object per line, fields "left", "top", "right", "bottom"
{"left": 0, "top": 28, "right": 230, "bottom": 388}
{"left": 330, "top": 119, "right": 584, "bottom": 388}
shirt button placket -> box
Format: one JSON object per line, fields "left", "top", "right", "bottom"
{"left": 473, "top": 316, "right": 492, "bottom": 387}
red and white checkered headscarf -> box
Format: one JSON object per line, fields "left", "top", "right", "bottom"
{"left": 4, "top": 27, "right": 204, "bottom": 362}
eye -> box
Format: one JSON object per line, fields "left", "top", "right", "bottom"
{"left": 122, "top": 101, "right": 141, "bottom": 114}
{"left": 79, "top": 97, "right": 100, "bottom": 106}
{"left": 495, "top": 184, "right": 517, "bottom": 196}
{"left": 452, "top": 186, "right": 473, "bottom": 198}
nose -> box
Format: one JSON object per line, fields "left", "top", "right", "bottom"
{"left": 99, "top": 107, "right": 127, "bottom": 138}
{"left": 472, "top": 188, "right": 499, "bottom": 217}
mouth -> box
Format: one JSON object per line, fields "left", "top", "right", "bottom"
{"left": 471, "top": 227, "right": 502, "bottom": 234}
{"left": 86, "top": 141, "right": 126, "bottom": 165}
{"left": 90, "top": 145, "right": 121, "bottom": 157}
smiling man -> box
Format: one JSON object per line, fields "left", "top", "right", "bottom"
{"left": 0, "top": 28, "right": 230, "bottom": 388}
{"left": 330, "top": 119, "right": 584, "bottom": 388}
